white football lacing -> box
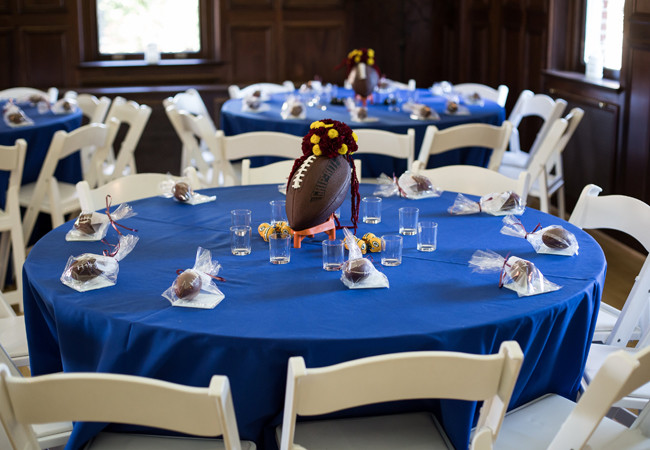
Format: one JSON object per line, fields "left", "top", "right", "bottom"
{"left": 292, "top": 155, "right": 316, "bottom": 189}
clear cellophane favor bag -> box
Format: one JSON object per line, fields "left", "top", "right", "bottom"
{"left": 160, "top": 175, "right": 216, "bottom": 205}
{"left": 162, "top": 246, "right": 225, "bottom": 309}
{"left": 340, "top": 228, "right": 389, "bottom": 289}
{"left": 60, "top": 234, "right": 139, "bottom": 292}
{"left": 500, "top": 215, "right": 579, "bottom": 256}
{"left": 51, "top": 97, "right": 78, "bottom": 115}
{"left": 280, "top": 95, "right": 307, "bottom": 120}
{"left": 373, "top": 172, "right": 442, "bottom": 199}
{"left": 3, "top": 102, "right": 33, "bottom": 127}
{"left": 468, "top": 249, "right": 560, "bottom": 297}
{"left": 449, "top": 191, "right": 525, "bottom": 216}
{"left": 66, "top": 203, "right": 135, "bottom": 242}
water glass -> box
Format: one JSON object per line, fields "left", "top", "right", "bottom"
{"left": 270, "top": 200, "right": 287, "bottom": 226}
{"left": 361, "top": 197, "right": 382, "bottom": 224}
{"left": 230, "top": 225, "right": 251, "bottom": 256}
{"left": 231, "top": 209, "right": 252, "bottom": 227}
{"left": 417, "top": 221, "right": 438, "bottom": 252}
{"left": 399, "top": 207, "right": 419, "bottom": 236}
{"left": 322, "top": 239, "right": 345, "bottom": 271}
{"left": 381, "top": 234, "right": 403, "bottom": 266}
{"left": 269, "top": 233, "right": 291, "bottom": 264}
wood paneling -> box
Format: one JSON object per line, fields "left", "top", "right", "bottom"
{"left": 283, "top": 22, "right": 345, "bottom": 83}
{"left": 229, "top": 24, "right": 274, "bottom": 83}
{"left": 21, "top": 26, "right": 67, "bottom": 87}
{"left": 635, "top": 0, "right": 650, "bottom": 15}
{"left": 0, "top": 0, "right": 10, "bottom": 14}
{"left": 20, "top": 0, "right": 66, "bottom": 13}
{"left": 0, "top": 28, "right": 13, "bottom": 87}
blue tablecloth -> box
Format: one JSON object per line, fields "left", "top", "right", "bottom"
{"left": 0, "top": 101, "right": 82, "bottom": 208}
{"left": 220, "top": 89, "right": 505, "bottom": 177}
{"left": 23, "top": 184, "right": 604, "bottom": 449}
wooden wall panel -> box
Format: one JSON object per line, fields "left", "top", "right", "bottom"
{"left": 21, "top": 27, "right": 67, "bottom": 87}
{"left": 227, "top": 0, "right": 273, "bottom": 9}
{"left": 228, "top": 25, "right": 274, "bottom": 83}
{"left": 283, "top": 22, "right": 345, "bottom": 84}
{"left": 635, "top": 0, "right": 650, "bottom": 14}
{"left": 0, "top": 28, "right": 13, "bottom": 87}
{"left": 20, "top": 0, "right": 66, "bottom": 13}
{"left": 0, "top": 0, "right": 10, "bottom": 14}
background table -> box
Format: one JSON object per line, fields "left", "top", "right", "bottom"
{"left": 0, "top": 101, "right": 82, "bottom": 208}
{"left": 24, "top": 183, "right": 604, "bottom": 449}
{"left": 221, "top": 88, "right": 505, "bottom": 177}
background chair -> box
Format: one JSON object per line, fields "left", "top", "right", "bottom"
{"left": 217, "top": 131, "right": 303, "bottom": 186}
{"left": 0, "top": 366, "right": 255, "bottom": 450}
{"left": 0, "top": 139, "right": 26, "bottom": 311}
{"left": 412, "top": 121, "right": 513, "bottom": 173}
{"left": 19, "top": 121, "right": 119, "bottom": 244}
{"left": 0, "top": 290, "right": 28, "bottom": 368}
{"left": 501, "top": 90, "right": 567, "bottom": 169}
{"left": 453, "top": 83, "right": 509, "bottom": 107}
{"left": 496, "top": 344, "right": 650, "bottom": 449}
{"left": 96, "top": 96, "right": 152, "bottom": 184}
{"left": 0, "top": 342, "right": 72, "bottom": 449}
{"left": 500, "top": 107, "right": 583, "bottom": 218}
{"left": 352, "top": 128, "right": 415, "bottom": 182}
{"left": 165, "top": 88, "right": 216, "bottom": 132}
{"left": 417, "top": 165, "right": 530, "bottom": 199}
{"left": 0, "top": 87, "right": 58, "bottom": 103}
{"left": 278, "top": 341, "right": 523, "bottom": 450}
{"left": 76, "top": 168, "right": 200, "bottom": 212}
{"left": 241, "top": 159, "right": 296, "bottom": 186}
{"left": 228, "top": 81, "right": 295, "bottom": 99}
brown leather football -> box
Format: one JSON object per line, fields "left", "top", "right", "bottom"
{"left": 286, "top": 155, "right": 351, "bottom": 231}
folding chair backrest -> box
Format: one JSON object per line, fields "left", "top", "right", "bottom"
{"left": 241, "top": 159, "right": 295, "bottom": 185}
{"left": 76, "top": 168, "right": 200, "bottom": 212}
{"left": 0, "top": 367, "right": 242, "bottom": 450}
{"left": 415, "top": 121, "right": 513, "bottom": 172}
{"left": 229, "top": 81, "right": 295, "bottom": 99}
{"left": 65, "top": 92, "right": 111, "bottom": 124}
{"left": 0, "top": 87, "right": 53, "bottom": 102}
{"left": 0, "top": 139, "right": 26, "bottom": 190}
{"left": 569, "top": 184, "right": 650, "bottom": 347}
{"left": 549, "top": 345, "right": 650, "bottom": 449}
{"left": 280, "top": 341, "right": 523, "bottom": 450}
{"left": 352, "top": 128, "right": 415, "bottom": 170}
{"left": 453, "top": 83, "right": 509, "bottom": 108}
{"left": 168, "top": 88, "right": 215, "bottom": 132}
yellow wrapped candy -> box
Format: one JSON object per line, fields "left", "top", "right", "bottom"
{"left": 345, "top": 235, "right": 367, "bottom": 254}
{"left": 362, "top": 233, "right": 382, "bottom": 253}
{"left": 258, "top": 223, "right": 271, "bottom": 236}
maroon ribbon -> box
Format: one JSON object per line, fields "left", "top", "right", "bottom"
{"left": 101, "top": 195, "right": 138, "bottom": 257}
{"left": 513, "top": 218, "right": 541, "bottom": 238}
{"left": 393, "top": 173, "right": 408, "bottom": 198}
{"left": 498, "top": 252, "right": 512, "bottom": 288}
{"left": 176, "top": 268, "right": 226, "bottom": 282}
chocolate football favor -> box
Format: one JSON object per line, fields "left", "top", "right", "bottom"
{"left": 172, "top": 181, "right": 192, "bottom": 202}
{"left": 69, "top": 257, "right": 103, "bottom": 282}
{"left": 411, "top": 174, "right": 434, "bottom": 193}
{"left": 340, "top": 228, "right": 389, "bottom": 289}
{"left": 446, "top": 101, "right": 459, "bottom": 113}
{"left": 500, "top": 215, "right": 579, "bottom": 256}
{"left": 74, "top": 213, "right": 96, "bottom": 235}
{"left": 173, "top": 269, "right": 202, "bottom": 300}
{"left": 449, "top": 191, "right": 525, "bottom": 216}
{"left": 342, "top": 258, "right": 373, "bottom": 283}
{"left": 541, "top": 228, "right": 571, "bottom": 249}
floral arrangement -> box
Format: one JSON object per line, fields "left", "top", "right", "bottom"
{"left": 336, "top": 48, "right": 381, "bottom": 76}
{"left": 288, "top": 119, "right": 361, "bottom": 231}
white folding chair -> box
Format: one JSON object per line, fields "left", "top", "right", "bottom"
{"left": 500, "top": 108, "right": 584, "bottom": 218}
{"left": 501, "top": 90, "right": 567, "bottom": 168}
{"left": 453, "top": 83, "right": 509, "bottom": 108}
{"left": 165, "top": 88, "right": 216, "bottom": 132}
{"left": 0, "top": 139, "right": 26, "bottom": 311}
{"left": 496, "top": 344, "right": 650, "bottom": 449}
{"left": 569, "top": 184, "right": 650, "bottom": 347}
{"left": 412, "top": 121, "right": 513, "bottom": 173}
{"left": 19, "top": 121, "right": 119, "bottom": 244}
{"left": 164, "top": 101, "right": 218, "bottom": 186}
{"left": 277, "top": 341, "right": 523, "bottom": 450}
{"left": 217, "top": 131, "right": 303, "bottom": 186}
{"left": 0, "top": 87, "right": 58, "bottom": 103}
{"left": 241, "top": 159, "right": 295, "bottom": 186}
{"left": 352, "top": 128, "right": 415, "bottom": 182}
{"left": 0, "top": 342, "right": 72, "bottom": 449}
{"left": 0, "top": 364, "right": 255, "bottom": 450}
{"left": 97, "top": 97, "right": 152, "bottom": 184}
{"left": 418, "top": 165, "right": 530, "bottom": 199}
{"left": 76, "top": 168, "right": 200, "bottom": 212}
{"left": 228, "top": 81, "right": 295, "bottom": 99}
{"left": 0, "top": 290, "right": 27, "bottom": 368}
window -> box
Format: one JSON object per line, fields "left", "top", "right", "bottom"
{"left": 96, "top": 0, "right": 200, "bottom": 57}
{"left": 583, "top": 0, "right": 624, "bottom": 71}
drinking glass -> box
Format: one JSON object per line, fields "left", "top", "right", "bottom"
{"left": 322, "top": 239, "right": 345, "bottom": 271}
{"left": 417, "top": 221, "right": 438, "bottom": 252}
{"left": 269, "top": 233, "right": 291, "bottom": 264}
{"left": 381, "top": 234, "right": 403, "bottom": 266}
{"left": 230, "top": 225, "right": 251, "bottom": 255}
{"left": 362, "top": 197, "right": 382, "bottom": 224}
{"left": 270, "top": 200, "right": 287, "bottom": 226}
{"left": 399, "top": 207, "right": 419, "bottom": 235}
{"left": 231, "top": 209, "right": 252, "bottom": 227}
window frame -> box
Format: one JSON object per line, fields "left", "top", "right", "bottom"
{"left": 577, "top": 0, "right": 622, "bottom": 81}
{"left": 80, "top": 0, "right": 217, "bottom": 62}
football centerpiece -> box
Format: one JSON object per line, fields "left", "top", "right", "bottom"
{"left": 338, "top": 48, "right": 380, "bottom": 107}
{"left": 286, "top": 119, "right": 360, "bottom": 247}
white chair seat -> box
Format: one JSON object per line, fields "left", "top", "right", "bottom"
{"left": 499, "top": 150, "right": 528, "bottom": 168}
{"left": 0, "top": 315, "right": 28, "bottom": 364}
{"left": 277, "top": 412, "right": 451, "bottom": 450}
{"left": 19, "top": 181, "right": 78, "bottom": 214}
{"left": 495, "top": 394, "right": 628, "bottom": 450}
{"left": 87, "top": 431, "right": 256, "bottom": 450}
{"left": 592, "top": 303, "right": 642, "bottom": 343}
{"left": 34, "top": 421, "right": 74, "bottom": 449}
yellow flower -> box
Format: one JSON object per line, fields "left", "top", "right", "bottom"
{"left": 310, "top": 134, "right": 320, "bottom": 144}
{"left": 313, "top": 144, "right": 322, "bottom": 156}
{"left": 348, "top": 50, "right": 356, "bottom": 59}
{"left": 354, "top": 56, "right": 361, "bottom": 63}
{"left": 368, "top": 58, "right": 374, "bottom": 66}
{"left": 368, "top": 49, "right": 374, "bottom": 57}
{"left": 327, "top": 129, "right": 339, "bottom": 139}
{"left": 338, "top": 144, "right": 348, "bottom": 155}
{"left": 323, "top": 123, "right": 334, "bottom": 128}
{"left": 310, "top": 121, "right": 324, "bottom": 129}
{"left": 352, "top": 132, "right": 358, "bottom": 142}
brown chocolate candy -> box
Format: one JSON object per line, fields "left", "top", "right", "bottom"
{"left": 74, "top": 213, "right": 96, "bottom": 235}
{"left": 471, "top": 92, "right": 481, "bottom": 101}
{"left": 542, "top": 227, "right": 571, "bottom": 249}
{"left": 173, "top": 269, "right": 202, "bottom": 300}
{"left": 172, "top": 182, "right": 192, "bottom": 202}
{"left": 419, "top": 106, "right": 433, "bottom": 118}
{"left": 70, "top": 257, "right": 103, "bottom": 282}
{"left": 342, "top": 258, "right": 373, "bottom": 284}
{"left": 447, "top": 101, "right": 458, "bottom": 113}
{"left": 357, "top": 108, "right": 368, "bottom": 120}
{"left": 501, "top": 192, "right": 521, "bottom": 211}
{"left": 252, "top": 90, "right": 262, "bottom": 97}
{"left": 290, "top": 105, "right": 303, "bottom": 116}
{"left": 509, "top": 259, "right": 534, "bottom": 285}
{"left": 8, "top": 113, "right": 23, "bottom": 124}
{"left": 411, "top": 175, "right": 434, "bottom": 192}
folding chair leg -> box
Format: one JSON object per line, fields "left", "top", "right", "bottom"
{"left": 557, "top": 186, "right": 566, "bottom": 219}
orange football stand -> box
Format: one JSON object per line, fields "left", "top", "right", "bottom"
{"left": 292, "top": 214, "right": 337, "bottom": 248}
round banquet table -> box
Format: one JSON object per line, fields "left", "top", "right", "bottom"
{"left": 0, "top": 100, "right": 82, "bottom": 208}
{"left": 220, "top": 88, "right": 506, "bottom": 178}
{"left": 23, "top": 184, "right": 605, "bottom": 449}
